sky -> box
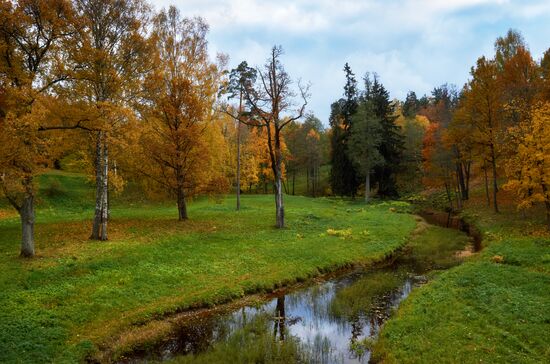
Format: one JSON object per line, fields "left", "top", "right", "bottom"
{"left": 153, "top": 0, "right": 550, "bottom": 124}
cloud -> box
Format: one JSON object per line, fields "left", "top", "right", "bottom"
{"left": 155, "top": 0, "right": 550, "bottom": 123}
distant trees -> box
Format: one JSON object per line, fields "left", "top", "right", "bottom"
{"left": 329, "top": 68, "right": 403, "bottom": 200}
{"left": 284, "top": 115, "right": 326, "bottom": 196}
{"left": 417, "top": 28, "right": 550, "bottom": 223}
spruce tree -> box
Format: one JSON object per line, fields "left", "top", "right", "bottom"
{"left": 364, "top": 74, "right": 404, "bottom": 197}
{"left": 402, "top": 91, "right": 419, "bottom": 118}
{"left": 329, "top": 64, "right": 360, "bottom": 196}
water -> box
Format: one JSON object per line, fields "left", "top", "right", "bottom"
{"left": 120, "top": 267, "right": 425, "bottom": 364}
{"left": 118, "top": 219, "right": 471, "bottom": 364}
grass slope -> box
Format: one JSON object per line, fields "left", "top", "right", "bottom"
{"left": 373, "top": 194, "right": 550, "bottom": 363}
{"left": 0, "top": 171, "right": 416, "bottom": 363}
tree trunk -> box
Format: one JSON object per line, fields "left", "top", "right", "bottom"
{"left": 490, "top": 145, "right": 499, "bottom": 213}
{"left": 176, "top": 168, "right": 188, "bottom": 221}
{"left": 177, "top": 192, "right": 188, "bottom": 221}
{"left": 483, "top": 165, "right": 490, "bottom": 207}
{"left": 273, "top": 296, "right": 286, "bottom": 341}
{"left": 292, "top": 171, "right": 295, "bottom": 196}
{"left": 100, "top": 140, "right": 109, "bottom": 241}
{"left": 90, "top": 131, "right": 103, "bottom": 240}
{"left": 364, "top": 170, "right": 370, "bottom": 204}
{"left": 306, "top": 167, "right": 310, "bottom": 196}
{"left": 542, "top": 184, "right": 550, "bottom": 230}
{"left": 275, "top": 173, "right": 284, "bottom": 228}
{"left": 20, "top": 193, "right": 35, "bottom": 258}
{"left": 236, "top": 122, "right": 241, "bottom": 211}
{"left": 444, "top": 181, "right": 453, "bottom": 211}
{"left": 236, "top": 93, "right": 242, "bottom": 211}
{"left": 455, "top": 173, "right": 462, "bottom": 210}
{"left": 457, "top": 162, "right": 468, "bottom": 200}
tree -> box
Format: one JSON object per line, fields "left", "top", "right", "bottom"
{"left": 395, "top": 108, "right": 428, "bottom": 194}
{"left": 348, "top": 100, "right": 383, "bottom": 203}
{"left": 402, "top": 91, "right": 419, "bottom": 118}
{"left": 330, "top": 64, "right": 360, "bottom": 197}
{"left": 364, "top": 73, "right": 404, "bottom": 197}
{"left": 69, "top": 0, "right": 152, "bottom": 240}
{"left": 134, "top": 7, "right": 224, "bottom": 220}
{"left": 239, "top": 46, "right": 309, "bottom": 228}
{"left": 461, "top": 57, "right": 502, "bottom": 212}
{"left": 0, "top": 0, "right": 72, "bottom": 257}
{"left": 494, "top": 28, "right": 526, "bottom": 71}
{"left": 503, "top": 103, "right": 550, "bottom": 228}
{"left": 225, "top": 61, "right": 257, "bottom": 210}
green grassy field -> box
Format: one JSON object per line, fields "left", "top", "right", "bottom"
{"left": 0, "top": 171, "right": 417, "bottom": 363}
{"left": 373, "top": 192, "right": 550, "bottom": 363}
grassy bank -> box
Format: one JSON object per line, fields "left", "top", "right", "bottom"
{"left": 0, "top": 172, "right": 417, "bottom": 363}
{"left": 373, "top": 198, "right": 550, "bottom": 363}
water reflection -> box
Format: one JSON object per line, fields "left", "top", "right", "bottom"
{"left": 115, "top": 215, "right": 474, "bottom": 364}
{"left": 121, "top": 268, "right": 421, "bottom": 364}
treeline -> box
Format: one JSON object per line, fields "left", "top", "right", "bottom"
{"left": 421, "top": 29, "right": 550, "bottom": 227}
{"left": 0, "top": 0, "right": 310, "bottom": 256}
{"left": 328, "top": 29, "right": 550, "bottom": 228}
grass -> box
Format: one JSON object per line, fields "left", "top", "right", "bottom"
{"left": 329, "top": 271, "right": 403, "bottom": 321}
{"left": 166, "top": 314, "right": 310, "bottom": 364}
{"left": 372, "top": 189, "right": 550, "bottom": 363}
{"left": 0, "top": 171, "right": 417, "bottom": 363}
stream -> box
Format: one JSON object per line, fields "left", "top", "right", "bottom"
{"left": 118, "top": 216, "right": 474, "bottom": 364}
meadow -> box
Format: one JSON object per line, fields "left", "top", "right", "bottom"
{"left": 0, "top": 171, "right": 416, "bottom": 363}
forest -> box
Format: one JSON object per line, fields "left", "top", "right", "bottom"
{"left": 1, "top": 0, "right": 549, "bottom": 363}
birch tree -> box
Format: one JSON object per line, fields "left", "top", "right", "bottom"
{"left": 69, "top": 0, "right": 152, "bottom": 240}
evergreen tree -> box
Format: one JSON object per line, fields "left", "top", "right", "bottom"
{"left": 402, "top": 91, "right": 419, "bottom": 118}
{"left": 329, "top": 64, "right": 360, "bottom": 196}
{"left": 364, "top": 73, "right": 404, "bottom": 197}
{"left": 329, "top": 99, "right": 357, "bottom": 196}
{"left": 348, "top": 99, "right": 383, "bottom": 203}
{"left": 342, "top": 63, "right": 358, "bottom": 129}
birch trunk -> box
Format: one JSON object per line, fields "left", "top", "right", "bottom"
{"left": 100, "top": 140, "right": 109, "bottom": 240}
{"left": 90, "top": 131, "right": 103, "bottom": 240}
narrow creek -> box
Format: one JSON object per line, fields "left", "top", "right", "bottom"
{"left": 117, "top": 215, "right": 475, "bottom": 364}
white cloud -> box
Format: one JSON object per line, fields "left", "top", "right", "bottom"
{"left": 152, "top": 0, "right": 550, "bottom": 122}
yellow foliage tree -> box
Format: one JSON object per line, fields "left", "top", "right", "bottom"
{"left": 503, "top": 102, "right": 550, "bottom": 228}
{"left": 132, "top": 7, "right": 227, "bottom": 220}
{"left": 0, "top": 0, "right": 72, "bottom": 257}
